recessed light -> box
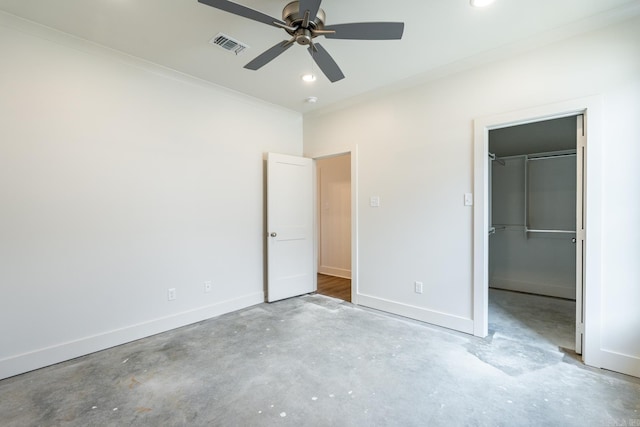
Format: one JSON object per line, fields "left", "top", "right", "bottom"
{"left": 470, "top": 0, "right": 495, "bottom": 7}
{"left": 305, "top": 96, "right": 318, "bottom": 104}
{"left": 302, "top": 74, "right": 316, "bottom": 83}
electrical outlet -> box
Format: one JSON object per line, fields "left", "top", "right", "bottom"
{"left": 167, "top": 288, "right": 176, "bottom": 301}
{"left": 204, "top": 281, "right": 212, "bottom": 293}
{"left": 414, "top": 281, "right": 423, "bottom": 294}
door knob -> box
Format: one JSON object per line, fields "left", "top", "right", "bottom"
{"left": 270, "top": 232, "right": 277, "bottom": 237}
{"left": 571, "top": 238, "right": 577, "bottom": 243}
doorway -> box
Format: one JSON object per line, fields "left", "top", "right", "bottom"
{"left": 488, "top": 116, "right": 581, "bottom": 354}
{"left": 315, "top": 153, "right": 352, "bottom": 302}
{"left": 474, "top": 97, "right": 612, "bottom": 371}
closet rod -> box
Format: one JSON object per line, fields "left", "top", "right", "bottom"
{"left": 527, "top": 153, "right": 577, "bottom": 161}
{"left": 526, "top": 229, "right": 575, "bottom": 234}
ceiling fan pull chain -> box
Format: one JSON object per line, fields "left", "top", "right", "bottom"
{"left": 310, "top": 40, "right": 316, "bottom": 76}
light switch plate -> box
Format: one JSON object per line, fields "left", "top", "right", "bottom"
{"left": 370, "top": 196, "right": 380, "bottom": 207}
{"left": 464, "top": 193, "right": 473, "bottom": 206}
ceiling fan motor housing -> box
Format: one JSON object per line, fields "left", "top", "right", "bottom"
{"left": 283, "top": 1, "right": 326, "bottom": 45}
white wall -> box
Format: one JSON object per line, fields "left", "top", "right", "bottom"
{"left": 600, "top": 77, "right": 640, "bottom": 370}
{"left": 317, "top": 155, "right": 351, "bottom": 278}
{"left": 0, "top": 15, "right": 302, "bottom": 379}
{"left": 303, "top": 17, "right": 640, "bottom": 376}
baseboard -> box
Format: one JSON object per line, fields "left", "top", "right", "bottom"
{"left": 599, "top": 349, "right": 640, "bottom": 378}
{"left": 0, "top": 292, "right": 264, "bottom": 381}
{"left": 318, "top": 266, "right": 351, "bottom": 279}
{"left": 490, "top": 277, "right": 576, "bottom": 300}
{"left": 356, "top": 294, "right": 474, "bottom": 334}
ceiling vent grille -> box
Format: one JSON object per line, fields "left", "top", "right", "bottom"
{"left": 210, "top": 33, "right": 249, "bottom": 55}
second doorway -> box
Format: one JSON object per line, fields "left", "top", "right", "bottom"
{"left": 316, "top": 153, "right": 352, "bottom": 302}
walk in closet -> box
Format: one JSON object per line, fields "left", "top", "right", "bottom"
{"left": 488, "top": 117, "right": 578, "bottom": 300}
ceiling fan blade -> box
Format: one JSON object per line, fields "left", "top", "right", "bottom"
{"left": 198, "top": 0, "right": 286, "bottom": 28}
{"left": 244, "top": 41, "right": 294, "bottom": 70}
{"left": 324, "top": 22, "right": 404, "bottom": 40}
{"left": 299, "top": 0, "right": 322, "bottom": 23}
{"left": 308, "top": 43, "right": 345, "bottom": 83}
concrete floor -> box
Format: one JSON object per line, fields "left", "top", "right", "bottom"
{"left": 1, "top": 289, "right": 639, "bottom": 426}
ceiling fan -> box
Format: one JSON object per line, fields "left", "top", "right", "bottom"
{"left": 198, "top": 0, "right": 405, "bottom": 82}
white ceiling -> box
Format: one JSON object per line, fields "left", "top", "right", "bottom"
{"left": 0, "top": 0, "right": 638, "bottom": 113}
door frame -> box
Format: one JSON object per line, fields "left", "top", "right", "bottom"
{"left": 312, "top": 148, "right": 359, "bottom": 304}
{"left": 472, "top": 97, "right": 604, "bottom": 369}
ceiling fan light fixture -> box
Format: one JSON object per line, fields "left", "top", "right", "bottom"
{"left": 302, "top": 73, "right": 316, "bottom": 82}
{"left": 470, "top": 0, "right": 496, "bottom": 7}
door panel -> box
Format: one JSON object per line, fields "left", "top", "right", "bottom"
{"left": 267, "top": 153, "right": 314, "bottom": 302}
{"left": 575, "top": 114, "right": 586, "bottom": 355}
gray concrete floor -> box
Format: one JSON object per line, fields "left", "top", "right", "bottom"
{"left": 1, "top": 290, "right": 639, "bottom": 426}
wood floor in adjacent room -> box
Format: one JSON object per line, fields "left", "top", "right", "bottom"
{"left": 317, "top": 273, "right": 351, "bottom": 302}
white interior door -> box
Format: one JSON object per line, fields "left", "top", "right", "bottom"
{"left": 267, "top": 153, "right": 314, "bottom": 302}
{"left": 575, "top": 114, "right": 586, "bottom": 355}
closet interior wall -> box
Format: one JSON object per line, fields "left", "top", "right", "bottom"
{"left": 489, "top": 117, "right": 577, "bottom": 300}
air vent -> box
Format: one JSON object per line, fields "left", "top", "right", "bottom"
{"left": 209, "top": 33, "right": 249, "bottom": 55}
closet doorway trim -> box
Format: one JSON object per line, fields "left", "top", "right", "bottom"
{"left": 472, "top": 96, "right": 603, "bottom": 369}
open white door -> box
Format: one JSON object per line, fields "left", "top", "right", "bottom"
{"left": 575, "top": 115, "right": 586, "bottom": 354}
{"left": 267, "top": 153, "right": 314, "bottom": 302}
